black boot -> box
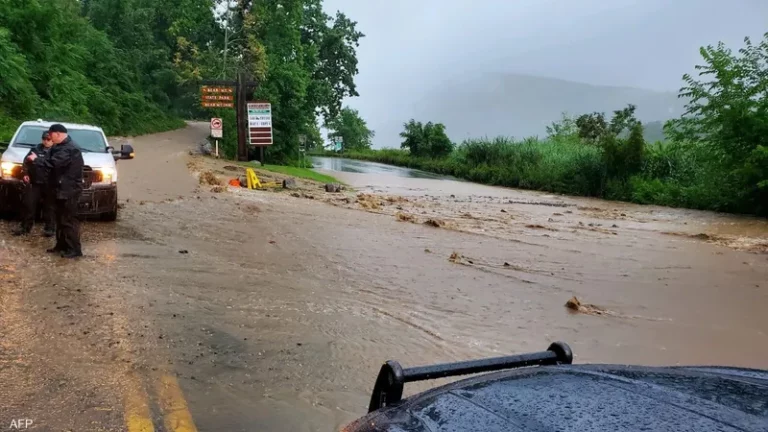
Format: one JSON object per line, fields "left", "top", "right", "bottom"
{"left": 60, "top": 250, "right": 83, "bottom": 259}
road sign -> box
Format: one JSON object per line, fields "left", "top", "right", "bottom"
{"left": 247, "top": 102, "right": 273, "bottom": 145}
{"left": 333, "top": 136, "right": 343, "bottom": 152}
{"left": 210, "top": 118, "right": 223, "bottom": 139}
{"left": 202, "top": 94, "right": 234, "bottom": 101}
{"left": 201, "top": 86, "right": 234, "bottom": 94}
{"left": 201, "top": 85, "right": 235, "bottom": 110}
{"left": 201, "top": 101, "right": 234, "bottom": 109}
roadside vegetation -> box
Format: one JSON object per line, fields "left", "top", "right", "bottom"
{"left": 243, "top": 163, "right": 340, "bottom": 184}
{"left": 0, "top": 0, "right": 364, "bottom": 168}
{"left": 316, "top": 34, "right": 768, "bottom": 216}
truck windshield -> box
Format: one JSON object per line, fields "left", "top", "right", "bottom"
{"left": 12, "top": 125, "right": 107, "bottom": 153}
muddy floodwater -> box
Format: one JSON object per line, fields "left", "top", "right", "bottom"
{"left": 1, "top": 124, "right": 767, "bottom": 431}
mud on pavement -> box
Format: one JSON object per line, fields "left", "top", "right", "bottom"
{"left": 1, "top": 122, "right": 767, "bottom": 431}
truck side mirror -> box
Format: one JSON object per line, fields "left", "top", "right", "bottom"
{"left": 120, "top": 144, "right": 135, "bottom": 160}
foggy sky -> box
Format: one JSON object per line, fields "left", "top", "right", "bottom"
{"left": 321, "top": 0, "right": 767, "bottom": 146}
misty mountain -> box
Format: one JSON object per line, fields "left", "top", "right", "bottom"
{"left": 371, "top": 73, "right": 685, "bottom": 147}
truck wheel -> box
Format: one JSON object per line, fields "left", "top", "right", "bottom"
{"left": 101, "top": 206, "right": 118, "bottom": 222}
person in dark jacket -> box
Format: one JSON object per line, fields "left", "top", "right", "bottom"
{"left": 27, "top": 124, "right": 84, "bottom": 258}
{"left": 13, "top": 131, "right": 56, "bottom": 236}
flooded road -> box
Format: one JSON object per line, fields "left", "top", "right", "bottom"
{"left": 1, "top": 125, "right": 767, "bottom": 431}
{"left": 312, "top": 156, "right": 450, "bottom": 180}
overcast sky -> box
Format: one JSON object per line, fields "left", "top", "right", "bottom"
{"left": 322, "top": 0, "right": 767, "bottom": 141}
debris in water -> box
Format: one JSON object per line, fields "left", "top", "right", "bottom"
{"left": 612, "top": 224, "right": 619, "bottom": 228}
{"left": 424, "top": 248, "right": 432, "bottom": 253}
{"left": 500, "top": 209, "right": 507, "bottom": 213}
{"left": 508, "top": 200, "right": 571, "bottom": 208}
{"left": 448, "top": 252, "right": 462, "bottom": 263}
{"left": 385, "top": 196, "right": 409, "bottom": 204}
{"left": 324, "top": 183, "right": 342, "bottom": 193}
{"left": 356, "top": 193, "right": 381, "bottom": 210}
{"left": 223, "top": 165, "right": 240, "bottom": 171}
{"left": 242, "top": 204, "right": 260, "bottom": 214}
{"left": 178, "top": 250, "right": 189, "bottom": 254}
{"left": 553, "top": 213, "right": 563, "bottom": 216}
{"left": 503, "top": 262, "right": 511, "bottom": 267}
{"left": 269, "top": 240, "right": 276, "bottom": 244}
{"left": 565, "top": 296, "right": 614, "bottom": 316}
{"left": 290, "top": 192, "right": 301, "bottom": 198}
{"left": 423, "top": 218, "right": 445, "bottom": 228}
{"left": 199, "top": 170, "right": 222, "bottom": 186}
{"left": 210, "top": 185, "right": 226, "bottom": 193}
{"left": 396, "top": 212, "right": 414, "bottom": 222}
{"left": 282, "top": 178, "right": 298, "bottom": 189}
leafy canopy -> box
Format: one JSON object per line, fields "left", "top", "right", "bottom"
{"left": 399, "top": 120, "right": 454, "bottom": 158}
{"left": 324, "top": 107, "right": 375, "bottom": 151}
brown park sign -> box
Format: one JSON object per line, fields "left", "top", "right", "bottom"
{"left": 201, "top": 86, "right": 234, "bottom": 94}
{"left": 201, "top": 101, "right": 234, "bottom": 109}
{"left": 200, "top": 85, "right": 235, "bottom": 109}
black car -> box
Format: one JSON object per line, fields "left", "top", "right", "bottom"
{"left": 346, "top": 342, "right": 768, "bottom": 431}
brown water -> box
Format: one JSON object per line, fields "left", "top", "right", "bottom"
{"left": 1, "top": 123, "right": 766, "bottom": 431}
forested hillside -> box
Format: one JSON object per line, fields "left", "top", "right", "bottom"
{"left": 0, "top": 0, "right": 363, "bottom": 163}
{"left": 0, "top": 0, "right": 186, "bottom": 138}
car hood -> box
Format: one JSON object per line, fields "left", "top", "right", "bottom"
{"left": 1, "top": 145, "right": 31, "bottom": 163}
{"left": 82, "top": 152, "right": 114, "bottom": 169}
{"left": 1, "top": 147, "right": 114, "bottom": 169}
{"left": 347, "top": 364, "right": 768, "bottom": 432}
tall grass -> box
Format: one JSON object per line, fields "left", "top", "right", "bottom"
{"left": 314, "top": 136, "right": 764, "bottom": 216}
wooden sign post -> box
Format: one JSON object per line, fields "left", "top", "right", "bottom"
{"left": 200, "top": 75, "right": 260, "bottom": 162}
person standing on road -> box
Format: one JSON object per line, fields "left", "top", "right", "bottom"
{"left": 13, "top": 131, "right": 56, "bottom": 237}
{"left": 27, "top": 124, "right": 84, "bottom": 258}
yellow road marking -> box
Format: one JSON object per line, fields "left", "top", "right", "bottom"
{"left": 124, "top": 372, "right": 155, "bottom": 432}
{"left": 156, "top": 374, "right": 199, "bottom": 432}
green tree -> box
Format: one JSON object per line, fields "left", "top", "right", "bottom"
{"left": 323, "top": 107, "right": 374, "bottom": 151}
{"left": 575, "top": 112, "right": 607, "bottom": 143}
{"left": 545, "top": 113, "right": 578, "bottom": 141}
{"left": 301, "top": 0, "right": 364, "bottom": 123}
{"left": 216, "top": 0, "right": 363, "bottom": 163}
{"left": 400, "top": 119, "right": 453, "bottom": 158}
{"left": 0, "top": 0, "right": 182, "bottom": 137}
{"left": 666, "top": 33, "right": 768, "bottom": 212}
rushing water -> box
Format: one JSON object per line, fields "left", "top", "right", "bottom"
{"left": 311, "top": 156, "right": 451, "bottom": 180}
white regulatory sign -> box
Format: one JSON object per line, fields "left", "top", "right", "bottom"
{"left": 210, "top": 118, "right": 223, "bottom": 139}
{"left": 246, "top": 102, "right": 273, "bottom": 145}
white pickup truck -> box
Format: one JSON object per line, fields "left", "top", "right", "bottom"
{"left": 0, "top": 120, "right": 134, "bottom": 221}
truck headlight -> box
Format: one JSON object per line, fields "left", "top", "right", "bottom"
{"left": 1, "top": 161, "right": 21, "bottom": 179}
{"left": 95, "top": 167, "right": 115, "bottom": 184}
